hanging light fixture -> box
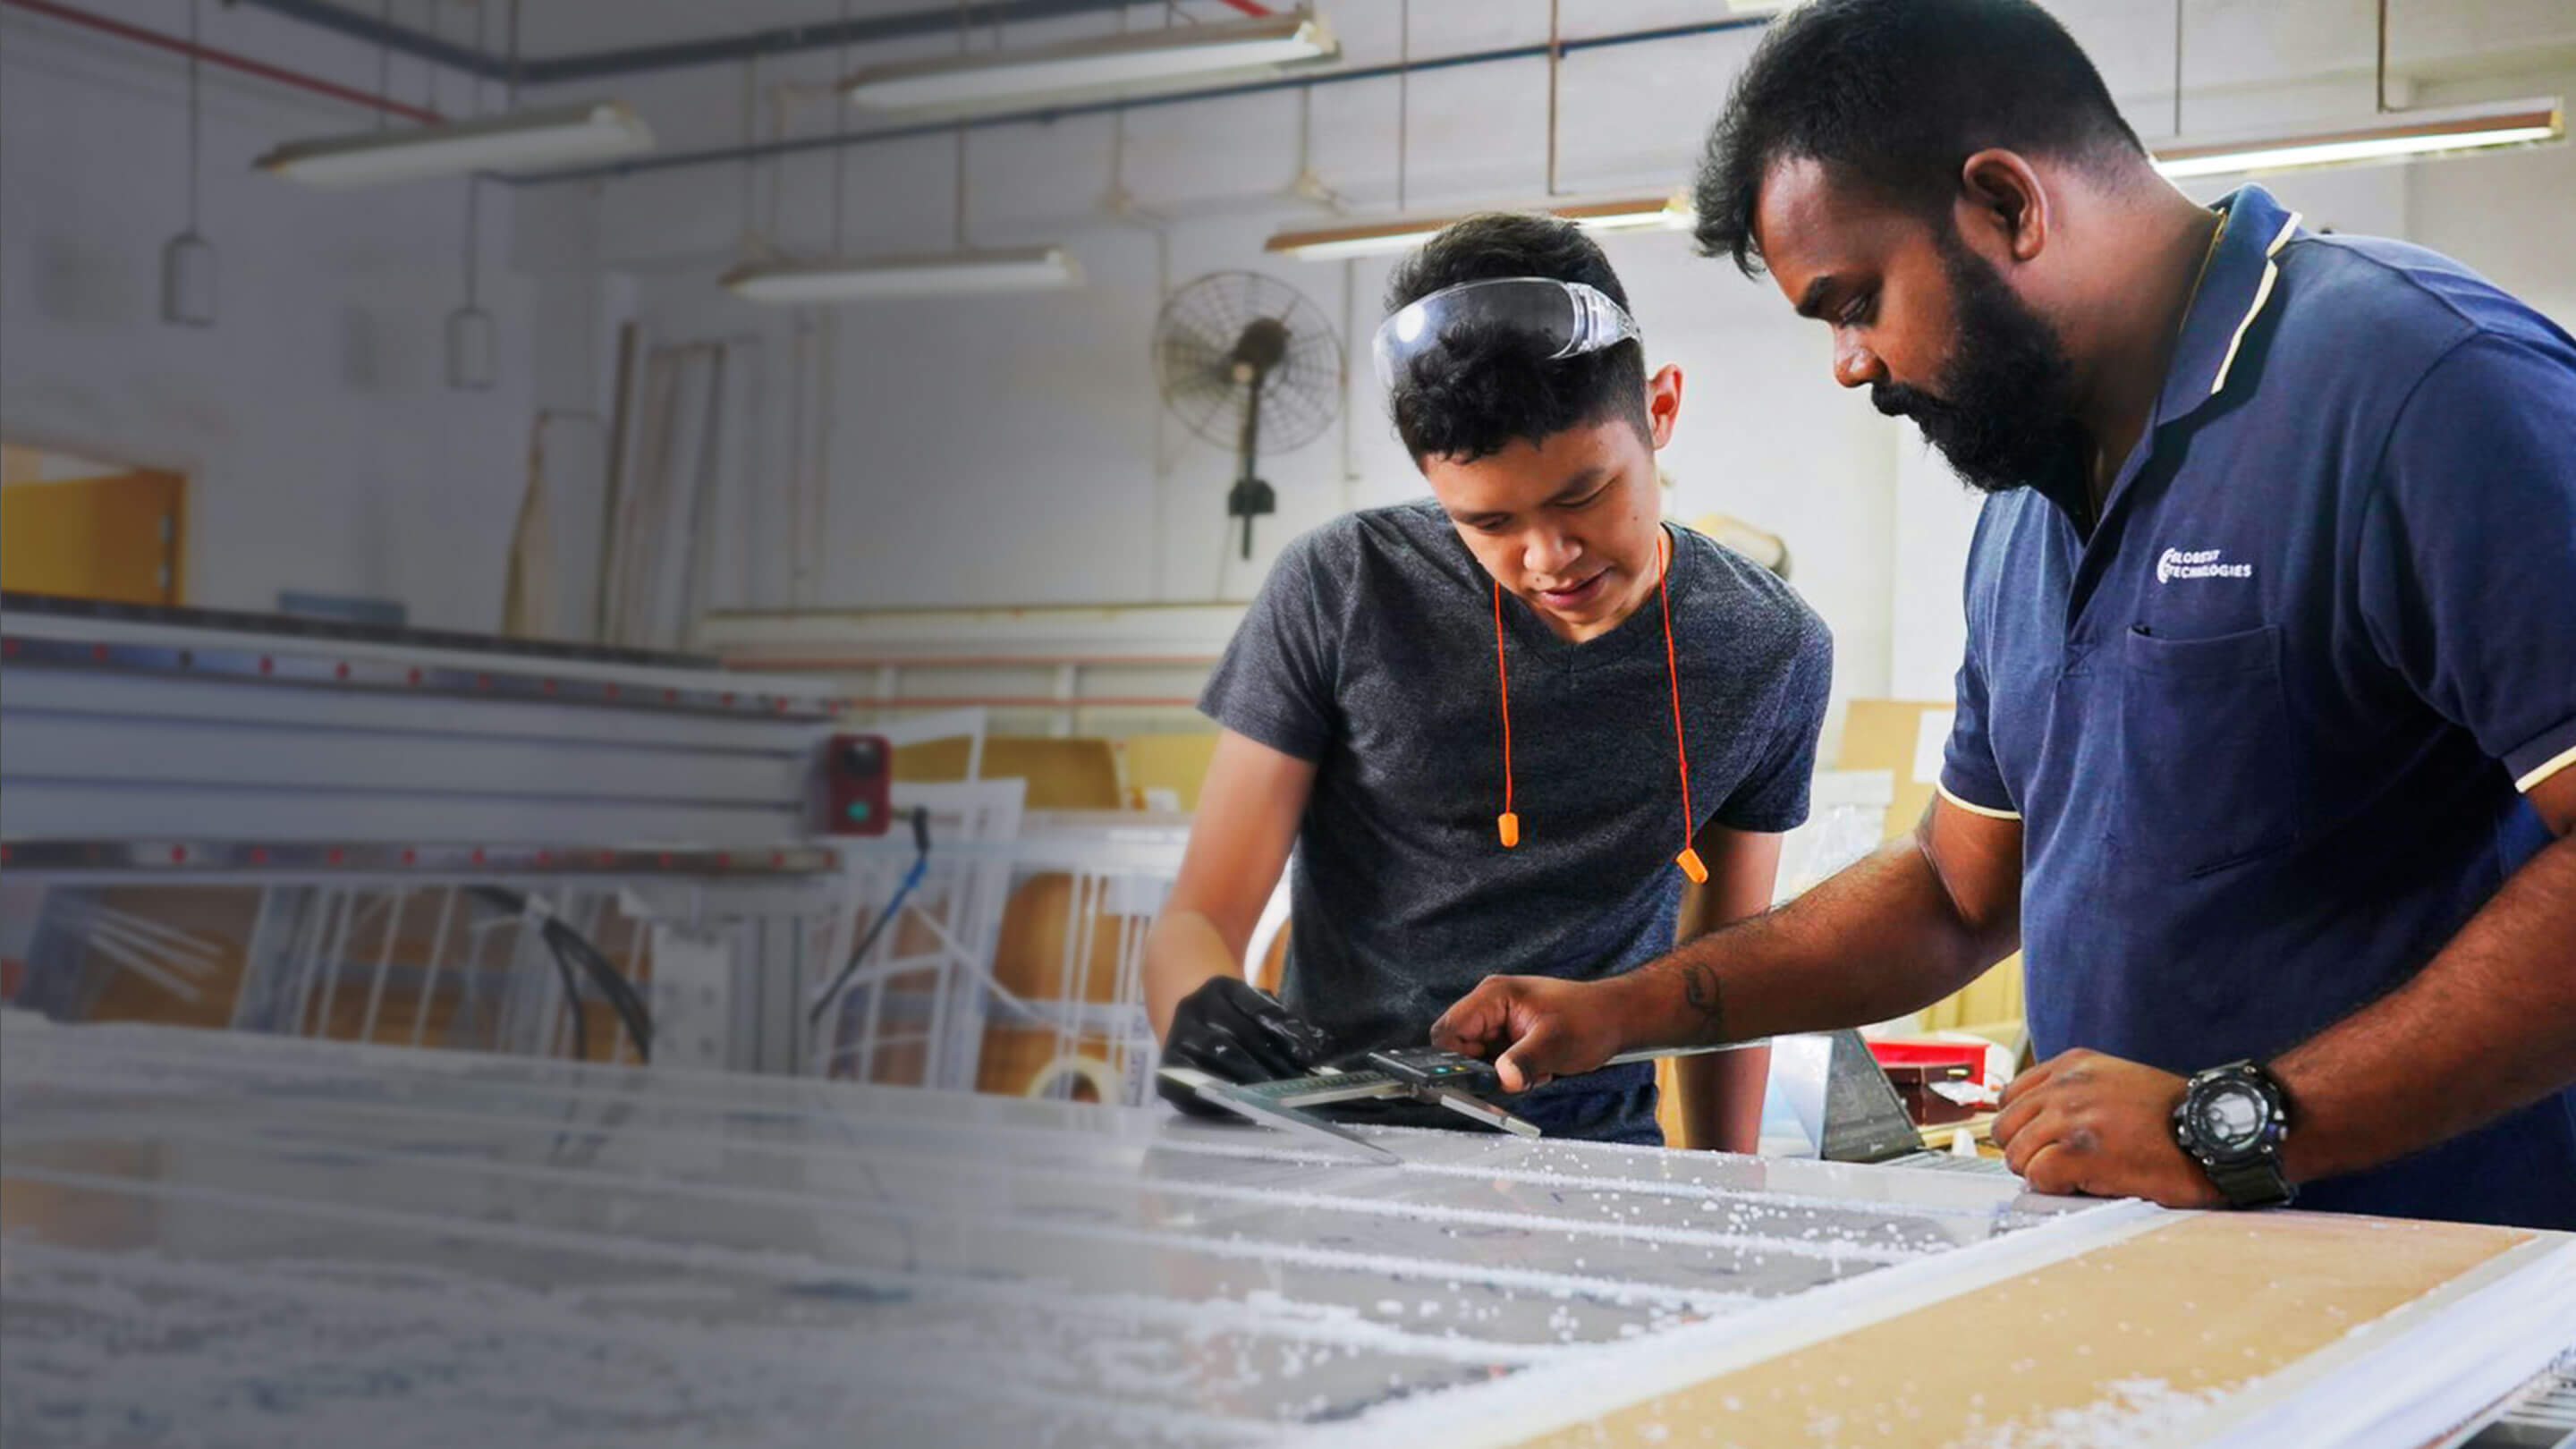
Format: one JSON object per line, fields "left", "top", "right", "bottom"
{"left": 446, "top": 258, "right": 496, "bottom": 390}
{"left": 445, "top": 0, "right": 496, "bottom": 390}
{"left": 2152, "top": 97, "right": 2563, "bottom": 178}
{"left": 727, "top": 4, "right": 1079, "bottom": 305}
{"left": 161, "top": 0, "right": 217, "bottom": 327}
{"left": 256, "top": 0, "right": 648, "bottom": 187}
{"left": 723, "top": 247, "right": 1081, "bottom": 301}
{"left": 1267, "top": 192, "right": 1692, "bottom": 261}
{"left": 256, "top": 100, "right": 654, "bottom": 188}
{"left": 2148, "top": 0, "right": 2561, "bottom": 180}
{"left": 1266, "top": 0, "right": 1703, "bottom": 261}
{"left": 841, "top": 7, "right": 1335, "bottom": 116}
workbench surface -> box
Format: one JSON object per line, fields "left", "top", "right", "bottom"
{"left": 3, "top": 1017, "right": 2565, "bottom": 1447}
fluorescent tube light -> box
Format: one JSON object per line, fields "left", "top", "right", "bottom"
{"left": 1556, "top": 193, "right": 1698, "bottom": 233}
{"left": 1267, "top": 192, "right": 1691, "bottom": 261}
{"left": 256, "top": 101, "right": 655, "bottom": 187}
{"left": 2152, "top": 97, "right": 2563, "bottom": 179}
{"left": 721, "top": 248, "right": 1082, "bottom": 303}
{"left": 1267, "top": 218, "right": 1450, "bottom": 262}
{"left": 844, "top": 10, "right": 1335, "bottom": 114}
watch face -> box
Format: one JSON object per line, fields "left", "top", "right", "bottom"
{"left": 2195, "top": 1085, "right": 2269, "bottom": 1152}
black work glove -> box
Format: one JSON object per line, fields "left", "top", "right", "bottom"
{"left": 1156, "top": 977, "right": 1331, "bottom": 1119}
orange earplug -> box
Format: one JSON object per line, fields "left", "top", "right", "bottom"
{"left": 1498, "top": 812, "right": 1521, "bottom": 848}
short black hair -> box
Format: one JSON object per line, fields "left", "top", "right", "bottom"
{"left": 1384, "top": 212, "right": 1649, "bottom": 465}
{"left": 1693, "top": 0, "right": 2144, "bottom": 275}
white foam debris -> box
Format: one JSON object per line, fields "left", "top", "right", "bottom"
{"left": 1956, "top": 1377, "right": 2233, "bottom": 1449}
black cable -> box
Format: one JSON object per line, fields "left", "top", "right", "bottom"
{"left": 809, "top": 806, "right": 932, "bottom": 1028}
{"left": 548, "top": 914, "right": 654, "bottom": 1060}
{"left": 539, "top": 928, "right": 590, "bottom": 1063}
{"left": 469, "top": 886, "right": 654, "bottom": 1063}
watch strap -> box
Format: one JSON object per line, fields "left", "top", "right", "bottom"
{"left": 2201, "top": 1152, "right": 2296, "bottom": 1209}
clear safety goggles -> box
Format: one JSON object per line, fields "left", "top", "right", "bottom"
{"left": 1372, "top": 276, "right": 1642, "bottom": 392}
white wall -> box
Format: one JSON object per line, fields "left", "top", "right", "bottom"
{"left": 2411, "top": 66, "right": 2576, "bottom": 328}
{"left": 0, "top": 0, "right": 536, "bottom": 631}
{"left": 7, "top": 0, "right": 2572, "bottom": 708}
{"left": 548, "top": 195, "right": 1903, "bottom": 750}
{"left": 545, "top": 12, "right": 1898, "bottom": 741}
{"left": 1887, "top": 439, "right": 1988, "bottom": 707}
{"left": 559, "top": 1, "right": 2573, "bottom": 750}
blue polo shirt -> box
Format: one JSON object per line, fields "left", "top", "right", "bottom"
{"left": 1941, "top": 184, "right": 2576, "bottom": 1229}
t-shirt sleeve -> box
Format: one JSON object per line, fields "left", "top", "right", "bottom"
{"left": 1939, "top": 505, "right": 2020, "bottom": 818}
{"left": 2358, "top": 332, "right": 2576, "bottom": 795}
{"left": 1714, "top": 608, "right": 1833, "bottom": 833}
{"left": 1197, "top": 530, "right": 1340, "bottom": 762}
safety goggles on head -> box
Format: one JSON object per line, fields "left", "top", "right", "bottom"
{"left": 1371, "top": 277, "right": 1643, "bottom": 393}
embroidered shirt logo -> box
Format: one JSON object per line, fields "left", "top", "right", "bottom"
{"left": 2156, "top": 547, "right": 2254, "bottom": 584}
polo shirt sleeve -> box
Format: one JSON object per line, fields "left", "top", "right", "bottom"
{"left": 2358, "top": 332, "right": 2576, "bottom": 796}
{"left": 1938, "top": 509, "right": 2021, "bottom": 819}
{"left": 1714, "top": 608, "right": 1834, "bottom": 834}
{"left": 1937, "top": 647, "right": 2020, "bottom": 819}
{"left": 1198, "top": 530, "right": 1340, "bottom": 763}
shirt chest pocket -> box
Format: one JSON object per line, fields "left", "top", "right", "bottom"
{"left": 2111, "top": 624, "right": 2305, "bottom": 877}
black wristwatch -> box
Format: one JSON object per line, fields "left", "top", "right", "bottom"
{"left": 2172, "top": 1059, "right": 2296, "bottom": 1208}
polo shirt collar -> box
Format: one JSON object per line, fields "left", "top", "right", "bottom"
{"left": 2153, "top": 183, "right": 2306, "bottom": 431}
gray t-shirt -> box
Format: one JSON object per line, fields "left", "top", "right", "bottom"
{"left": 1200, "top": 498, "right": 1833, "bottom": 1075}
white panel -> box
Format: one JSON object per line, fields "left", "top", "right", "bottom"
{"left": 0, "top": 671, "right": 830, "bottom": 756}
{"left": 646, "top": 925, "right": 735, "bottom": 1072}
{"left": 0, "top": 781, "right": 801, "bottom": 845}
{"left": 0, "top": 716, "right": 803, "bottom": 804}
{"left": 0, "top": 1019, "right": 2091, "bottom": 1446}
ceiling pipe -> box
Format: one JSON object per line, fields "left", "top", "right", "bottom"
{"left": 520, "top": 13, "right": 1771, "bottom": 187}
{"left": 4, "top": 0, "right": 444, "bottom": 124}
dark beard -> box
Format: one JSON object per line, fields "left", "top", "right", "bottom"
{"left": 1869, "top": 233, "right": 2089, "bottom": 497}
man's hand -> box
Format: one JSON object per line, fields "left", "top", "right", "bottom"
{"left": 1154, "top": 977, "right": 1330, "bottom": 1118}
{"left": 1429, "top": 975, "right": 1631, "bottom": 1093}
{"left": 1991, "top": 1049, "right": 2223, "bottom": 1208}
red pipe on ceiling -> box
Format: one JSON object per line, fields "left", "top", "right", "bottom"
{"left": 4, "top": 0, "right": 445, "bottom": 125}
{"left": 1212, "top": 1, "right": 1275, "bottom": 15}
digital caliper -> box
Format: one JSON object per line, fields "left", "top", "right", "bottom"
{"left": 1158, "top": 1044, "right": 1746, "bottom": 1163}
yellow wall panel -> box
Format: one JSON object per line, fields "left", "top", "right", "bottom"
{"left": 1118, "top": 732, "right": 1221, "bottom": 811}
{"left": 1836, "top": 698, "right": 2022, "bottom": 1042}
{"left": 0, "top": 470, "right": 185, "bottom": 605}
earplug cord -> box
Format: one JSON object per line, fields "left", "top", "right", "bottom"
{"left": 1490, "top": 525, "right": 1705, "bottom": 882}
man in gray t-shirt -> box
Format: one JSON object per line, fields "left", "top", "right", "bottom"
{"left": 1146, "top": 215, "right": 1832, "bottom": 1147}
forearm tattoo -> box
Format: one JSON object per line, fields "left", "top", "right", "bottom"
{"left": 1681, "top": 961, "right": 1727, "bottom": 1042}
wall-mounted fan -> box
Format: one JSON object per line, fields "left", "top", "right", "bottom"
{"left": 1152, "top": 271, "right": 1343, "bottom": 561}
